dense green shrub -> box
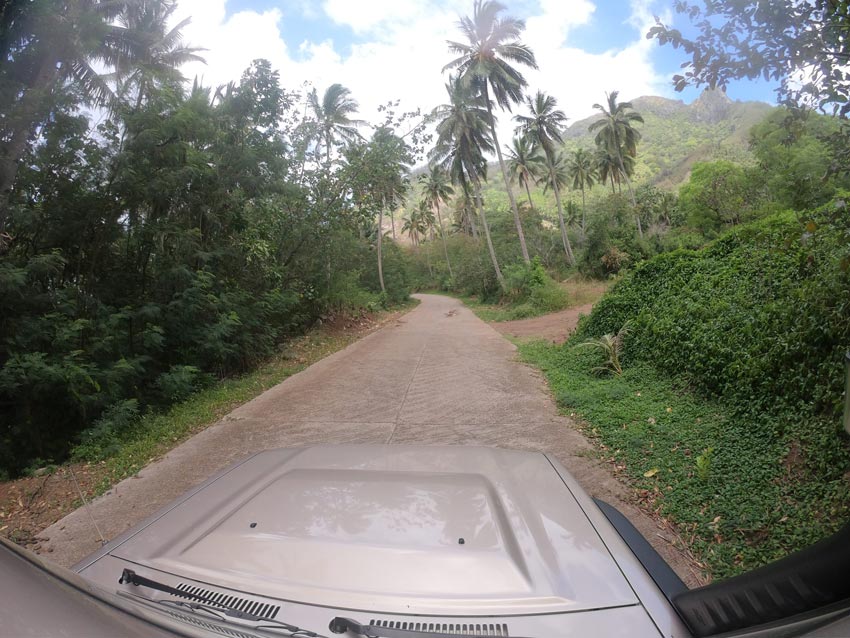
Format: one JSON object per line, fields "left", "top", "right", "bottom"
{"left": 579, "top": 200, "right": 850, "bottom": 422}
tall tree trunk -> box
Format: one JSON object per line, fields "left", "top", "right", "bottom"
{"left": 581, "top": 186, "right": 587, "bottom": 239}
{"left": 435, "top": 202, "right": 453, "bottom": 279}
{"left": 484, "top": 84, "right": 529, "bottom": 264}
{"left": 546, "top": 151, "right": 575, "bottom": 266}
{"left": 389, "top": 208, "right": 396, "bottom": 240}
{"left": 524, "top": 181, "right": 534, "bottom": 210}
{"left": 325, "top": 130, "right": 331, "bottom": 165}
{"left": 615, "top": 151, "right": 642, "bottom": 238}
{"left": 468, "top": 204, "right": 479, "bottom": 240}
{"left": 475, "top": 180, "right": 504, "bottom": 289}
{"left": 377, "top": 206, "right": 386, "bottom": 293}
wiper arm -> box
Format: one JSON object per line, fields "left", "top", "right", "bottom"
{"left": 329, "top": 617, "right": 532, "bottom": 638}
{"left": 119, "top": 569, "right": 324, "bottom": 636}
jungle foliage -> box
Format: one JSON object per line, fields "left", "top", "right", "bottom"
{"left": 0, "top": 4, "right": 418, "bottom": 477}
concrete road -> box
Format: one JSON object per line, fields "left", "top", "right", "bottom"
{"left": 39, "top": 294, "right": 700, "bottom": 585}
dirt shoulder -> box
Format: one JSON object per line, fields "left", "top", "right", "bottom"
{"left": 0, "top": 305, "right": 414, "bottom": 552}
{"left": 491, "top": 302, "right": 595, "bottom": 344}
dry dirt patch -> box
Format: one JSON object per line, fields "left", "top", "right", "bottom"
{"left": 492, "top": 302, "right": 595, "bottom": 343}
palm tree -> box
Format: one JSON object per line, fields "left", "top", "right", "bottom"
{"left": 445, "top": 0, "right": 538, "bottom": 264}
{"left": 402, "top": 205, "right": 428, "bottom": 247}
{"left": 308, "top": 83, "right": 364, "bottom": 164}
{"left": 541, "top": 151, "right": 570, "bottom": 198}
{"left": 420, "top": 165, "right": 455, "bottom": 278}
{"left": 506, "top": 135, "right": 545, "bottom": 210}
{"left": 566, "top": 148, "right": 597, "bottom": 236}
{"left": 595, "top": 147, "right": 622, "bottom": 194}
{"left": 431, "top": 75, "right": 504, "bottom": 287}
{"left": 0, "top": 0, "right": 140, "bottom": 233}
{"left": 112, "top": 0, "right": 206, "bottom": 110}
{"left": 515, "top": 90, "right": 575, "bottom": 265}
{"left": 589, "top": 90, "right": 644, "bottom": 236}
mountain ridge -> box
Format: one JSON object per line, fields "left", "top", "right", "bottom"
{"left": 560, "top": 89, "right": 774, "bottom": 189}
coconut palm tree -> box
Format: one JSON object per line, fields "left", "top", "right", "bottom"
{"left": 566, "top": 148, "right": 597, "bottom": 236}
{"left": 506, "top": 135, "right": 545, "bottom": 210}
{"left": 515, "top": 90, "right": 575, "bottom": 265}
{"left": 419, "top": 165, "right": 455, "bottom": 278}
{"left": 431, "top": 75, "right": 504, "bottom": 287}
{"left": 589, "top": 90, "right": 644, "bottom": 236}
{"left": 402, "top": 205, "right": 428, "bottom": 247}
{"left": 444, "top": 0, "right": 537, "bottom": 264}
{"left": 595, "top": 147, "right": 625, "bottom": 194}
{"left": 0, "top": 0, "right": 142, "bottom": 233}
{"left": 112, "top": 0, "right": 206, "bottom": 110}
{"left": 308, "top": 83, "right": 364, "bottom": 164}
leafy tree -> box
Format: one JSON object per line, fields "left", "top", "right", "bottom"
{"left": 749, "top": 109, "right": 850, "bottom": 210}
{"left": 515, "top": 90, "right": 575, "bottom": 265}
{"left": 590, "top": 91, "right": 644, "bottom": 234}
{"left": 445, "top": 0, "right": 538, "bottom": 264}
{"left": 647, "top": 1, "right": 850, "bottom": 116}
{"left": 648, "top": 1, "right": 850, "bottom": 173}
{"left": 678, "top": 160, "right": 754, "bottom": 233}
{"left": 345, "top": 126, "right": 411, "bottom": 293}
{"left": 0, "top": 50, "right": 412, "bottom": 475}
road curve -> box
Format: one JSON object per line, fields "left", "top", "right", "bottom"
{"left": 39, "top": 294, "right": 700, "bottom": 585}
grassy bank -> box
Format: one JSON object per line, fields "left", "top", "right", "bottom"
{"left": 520, "top": 340, "right": 850, "bottom": 580}
{"left": 445, "top": 276, "right": 609, "bottom": 322}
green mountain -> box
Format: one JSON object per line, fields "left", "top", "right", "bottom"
{"left": 561, "top": 89, "right": 773, "bottom": 189}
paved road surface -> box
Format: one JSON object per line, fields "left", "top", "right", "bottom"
{"left": 39, "top": 294, "right": 700, "bottom": 585}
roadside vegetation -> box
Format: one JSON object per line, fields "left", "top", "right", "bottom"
{"left": 520, "top": 202, "right": 850, "bottom": 578}
{"left": 0, "top": 302, "right": 414, "bottom": 545}
{"left": 3, "top": 0, "right": 850, "bottom": 583}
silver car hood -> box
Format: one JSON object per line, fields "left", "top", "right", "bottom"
{"left": 99, "top": 445, "right": 638, "bottom": 616}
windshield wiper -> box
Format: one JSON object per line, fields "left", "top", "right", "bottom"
{"left": 329, "top": 617, "right": 532, "bottom": 638}
{"left": 119, "top": 568, "right": 324, "bottom": 637}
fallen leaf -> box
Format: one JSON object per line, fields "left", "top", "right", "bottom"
{"left": 644, "top": 468, "right": 660, "bottom": 478}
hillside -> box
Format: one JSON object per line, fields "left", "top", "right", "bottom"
{"left": 561, "top": 89, "right": 773, "bottom": 189}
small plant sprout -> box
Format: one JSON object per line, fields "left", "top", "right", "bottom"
{"left": 696, "top": 447, "right": 714, "bottom": 481}
{"left": 577, "top": 322, "right": 631, "bottom": 376}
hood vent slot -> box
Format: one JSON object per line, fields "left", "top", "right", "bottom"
{"left": 369, "top": 619, "right": 510, "bottom": 636}
{"left": 175, "top": 582, "right": 281, "bottom": 619}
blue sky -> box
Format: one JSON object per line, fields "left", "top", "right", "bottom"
{"left": 173, "top": 0, "right": 778, "bottom": 142}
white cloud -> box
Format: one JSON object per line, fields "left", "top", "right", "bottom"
{"left": 171, "top": 0, "right": 668, "bottom": 158}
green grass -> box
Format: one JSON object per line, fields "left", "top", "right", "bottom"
{"left": 76, "top": 300, "right": 419, "bottom": 497}
{"left": 435, "top": 277, "right": 610, "bottom": 323}
{"left": 519, "top": 338, "right": 849, "bottom": 581}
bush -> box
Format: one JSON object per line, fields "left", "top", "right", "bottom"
{"left": 579, "top": 198, "right": 850, "bottom": 421}
{"left": 73, "top": 399, "right": 141, "bottom": 462}
{"left": 501, "top": 257, "right": 569, "bottom": 316}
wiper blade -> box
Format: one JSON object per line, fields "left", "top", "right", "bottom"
{"left": 119, "top": 569, "right": 324, "bottom": 636}
{"left": 120, "top": 569, "right": 264, "bottom": 619}
{"left": 329, "top": 617, "right": 532, "bottom": 638}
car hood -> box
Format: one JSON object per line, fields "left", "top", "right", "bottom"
{"left": 100, "top": 445, "right": 638, "bottom": 616}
